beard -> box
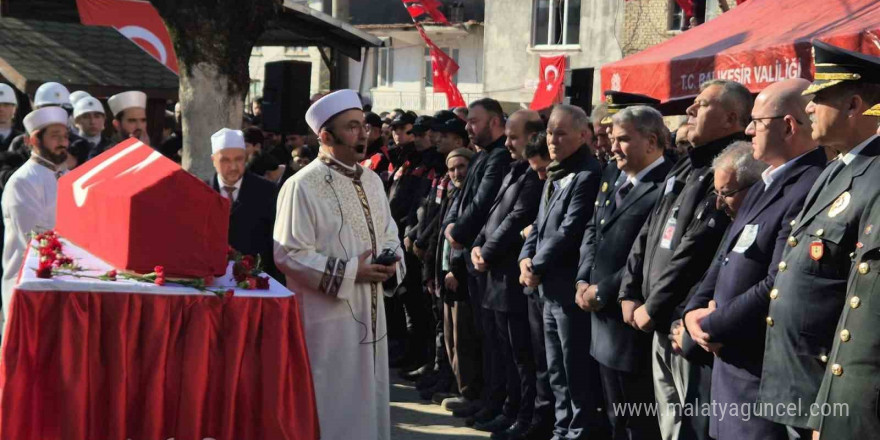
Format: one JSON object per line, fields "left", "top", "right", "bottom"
{"left": 37, "top": 144, "right": 68, "bottom": 165}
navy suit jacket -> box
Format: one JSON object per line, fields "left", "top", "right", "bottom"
{"left": 578, "top": 157, "right": 672, "bottom": 372}
{"left": 475, "top": 161, "right": 543, "bottom": 312}
{"left": 519, "top": 148, "right": 601, "bottom": 306}
{"left": 684, "top": 148, "right": 826, "bottom": 437}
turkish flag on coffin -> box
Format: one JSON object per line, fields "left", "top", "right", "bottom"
{"left": 530, "top": 55, "right": 566, "bottom": 110}
{"left": 55, "top": 139, "right": 230, "bottom": 278}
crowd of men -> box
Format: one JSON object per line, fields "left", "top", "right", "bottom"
{"left": 361, "top": 40, "right": 880, "bottom": 440}
{"left": 0, "top": 38, "right": 879, "bottom": 440}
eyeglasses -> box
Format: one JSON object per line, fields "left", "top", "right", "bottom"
{"left": 747, "top": 115, "right": 803, "bottom": 130}
{"left": 714, "top": 183, "right": 753, "bottom": 199}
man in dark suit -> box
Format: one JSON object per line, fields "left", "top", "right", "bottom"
{"left": 209, "top": 128, "right": 281, "bottom": 283}
{"left": 576, "top": 104, "right": 672, "bottom": 440}
{"left": 754, "top": 41, "right": 880, "bottom": 437}
{"left": 518, "top": 105, "right": 605, "bottom": 440}
{"left": 682, "top": 79, "right": 825, "bottom": 440}
{"left": 619, "top": 79, "right": 752, "bottom": 440}
{"left": 470, "top": 110, "right": 545, "bottom": 437}
{"left": 443, "top": 98, "right": 513, "bottom": 423}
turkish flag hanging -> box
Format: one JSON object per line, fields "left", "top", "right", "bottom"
{"left": 530, "top": 55, "right": 566, "bottom": 110}
{"left": 403, "top": 0, "right": 450, "bottom": 25}
{"left": 415, "top": 23, "right": 466, "bottom": 108}
{"left": 76, "top": 0, "right": 179, "bottom": 73}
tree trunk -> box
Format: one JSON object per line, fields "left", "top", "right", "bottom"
{"left": 178, "top": 63, "right": 244, "bottom": 179}
{"left": 149, "top": 0, "right": 279, "bottom": 180}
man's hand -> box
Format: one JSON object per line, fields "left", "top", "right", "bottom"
{"left": 685, "top": 300, "right": 722, "bottom": 353}
{"left": 519, "top": 258, "right": 540, "bottom": 288}
{"left": 403, "top": 236, "right": 413, "bottom": 252}
{"left": 413, "top": 242, "right": 426, "bottom": 260}
{"left": 621, "top": 300, "right": 642, "bottom": 327}
{"left": 355, "top": 250, "right": 397, "bottom": 283}
{"left": 471, "top": 246, "right": 487, "bottom": 272}
{"left": 633, "top": 305, "right": 654, "bottom": 332}
{"left": 444, "top": 272, "right": 459, "bottom": 292}
{"left": 575, "top": 282, "right": 590, "bottom": 310}
{"left": 812, "top": 430, "right": 820, "bottom": 440}
{"left": 521, "top": 225, "right": 533, "bottom": 239}
{"left": 426, "top": 279, "right": 436, "bottom": 297}
{"left": 445, "top": 223, "right": 463, "bottom": 250}
{"left": 670, "top": 319, "right": 684, "bottom": 354}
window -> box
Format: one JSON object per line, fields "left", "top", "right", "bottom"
{"left": 532, "top": 0, "right": 580, "bottom": 46}
{"left": 425, "top": 47, "right": 459, "bottom": 87}
{"left": 377, "top": 46, "right": 394, "bottom": 87}
{"left": 668, "top": 0, "right": 685, "bottom": 31}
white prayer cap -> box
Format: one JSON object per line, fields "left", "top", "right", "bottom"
{"left": 73, "top": 96, "right": 105, "bottom": 119}
{"left": 211, "top": 128, "right": 245, "bottom": 154}
{"left": 305, "top": 89, "right": 362, "bottom": 134}
{"left": 0, "top": 84, "right": 16, "bottom": 106}
{"left": 23, "top": 107, "right": 69, "bottom": 134}
{"left": 69, "top": 90, "right": 91, "bottom": 106}
{"left": 34, "top": 82, "right": 70, "bottom": 108}
{"left": 108, "top": 90, "right": 147, "bottom": 116}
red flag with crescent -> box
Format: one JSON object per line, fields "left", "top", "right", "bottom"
{"left": 530, "top": 55, "right": 566, "bottom": 110}
{"left": 76, "top": 0, "right": 179, "bottom": 73}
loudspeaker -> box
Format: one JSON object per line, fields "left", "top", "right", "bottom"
{"left": 567, "top": 68, "right": 594, "bottom": 113}
{"left": 261, "top": 60, "right": 312, "bottom": 134}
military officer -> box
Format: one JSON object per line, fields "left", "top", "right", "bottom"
{"left": 757, "top": 40, "right": 880, "bottom": 436}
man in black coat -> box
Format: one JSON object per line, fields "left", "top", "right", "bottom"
{"left": 682, "top": 79, "right": 825, "bottom": 440}
{"left": 518, "top": 105, "right": 605, "bottom": 440}
{"left": 208, "top": 128, "right": 281, "bottom": 283}
{"left": 68, "top": 96, "right": 112, "bottom": 166}
{"left": 389, "top": 115, "right": 447, "bottom": 374}
{"left": 470, "top": 110, "right": 545, "bottom": 437}
{"left": 443, "top": 98, "right": 513, "bottom": 423}
{"left": 576, "top": 105, "right": 672, "bottom": 440}
{"left": 756, "top": 41, "right": 880, "bottom": 436}
{"left": 619, "top": 79, "right": 753, "bottom": 440}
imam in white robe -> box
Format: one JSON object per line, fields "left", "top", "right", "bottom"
{"left": 274, "top": 153, "right": 404, "bottom": 440}
{"left": 1, "top": 156, "right": 60, "bottom": 332}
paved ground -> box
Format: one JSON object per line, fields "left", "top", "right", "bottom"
{"left": 390, "top": 376, "right": 489, "bottom": 440}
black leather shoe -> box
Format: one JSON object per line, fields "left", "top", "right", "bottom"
{"left": 451, "top": 401, "right": 482, "bottom": 418}
{"left": 523, "top": 421, "right": 555, "bottom": 440}
{"left": 415, "top": 371, "right": 439, "bottom": 390}
{"left": 465, "top": 408, "right": 497, "bottom": 427}
{"left": 475, "top": 414, "right": 514, "bottom": 433}
{"left": 399, "top": 363, "right": 431, "bottom": 381}
{"left": 492, "top": 420, "right": 531, "bottom": 439}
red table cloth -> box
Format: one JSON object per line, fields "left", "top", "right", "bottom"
{"left": 0, "top": 241, "right": 319, "bottom": 440}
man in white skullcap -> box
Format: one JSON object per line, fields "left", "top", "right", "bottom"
{"left": 68, "top": 96, "right": 111, "bottom": 166}
{"left": 1, "top": 106, "right": 69, "bottom": 331}
{"left": 108, "top": 90, "right": 149, "bottom": 145}
{"left": 208, "top": 128, "right": 281, "bottom": 281}
{"left": 1, "top": 82, "right": 80, "bottom": 182}
{"left": 68, "top": 90, "right": 90, "bottom": 108}
{"left": 273, "top": 89, "right": 404, "bottom": 440}
{"left": 0, "top": 83, "right": 21, "bottom": 151}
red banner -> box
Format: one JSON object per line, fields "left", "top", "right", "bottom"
{"left": 530, "top": 55, "right": 566, "bottom": 110}
{"left": 413, "top": 18, "right": 466, "bottom": 108}
{"left": 403, "top": 0, "right": 449, "bottom": 25}
{"left": 76, "top": 0, "right": 179, "bottom": 73}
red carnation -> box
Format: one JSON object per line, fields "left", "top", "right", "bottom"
{"left": 256, "top": 276, "right": 270, "bottom": 290}
{"left": 246, "top": 276, "right": 258, "bottom": 290}
{"left": 233, "top": 263, "right": 246, "bottom": 282}
{"left": 155, "top": 276, "right": 166, "bottom": 286}
{"left": 226, "top": 289, "right": 235, "bottom": 297}
{"left": 241, "top": 255, "right": 255, "bottom": 271}
{"left": 154, "top": 266, "right": 165, "bottom": 277}
{"left": 104, "top": 270, "right": 117, "bottom": 281}
{"left": 36, "top": 262, "right": 52, "bottom": 279}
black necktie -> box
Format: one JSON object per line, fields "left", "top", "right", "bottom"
{"left": 615, "top": 180, "right": 633, "bottom": 208}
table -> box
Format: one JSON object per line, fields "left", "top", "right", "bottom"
{"left": 0, "top": 239, "right": 319, "bottom": 440}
